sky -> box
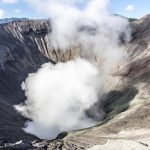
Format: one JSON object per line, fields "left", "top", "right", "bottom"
{"left": 0, "top": 0, "right": 149, "bottom": 19}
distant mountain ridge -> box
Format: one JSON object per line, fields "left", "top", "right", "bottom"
{"left": 0, "top": 15, "right": 137, "bottom": 25}
{"left": 0, "top": 18, "right": 28, "bottom": 24}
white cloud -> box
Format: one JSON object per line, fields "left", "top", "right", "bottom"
{"left": 14, "top": 9, "right": 21, "bottom": 13}
{"left": 0, "top": 9, "right": 4, "bottom": 18}
{"left": 0, "top": 0, "right": 18, "bottom": 3}
{"left": 125, "top": 4, "right": 135, "bottom": 12}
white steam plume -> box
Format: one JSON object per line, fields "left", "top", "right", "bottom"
{"left": 15, "top": 59, "right": 105, "bottom": 139}
{"left": 26, "top": 0, "right": 130, "bottom": 72}
{"left": 16, "top": 0, "right": 131, "bottom": 139}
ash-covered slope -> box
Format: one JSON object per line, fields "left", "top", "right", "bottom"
{"left": 53, "top": 14, "right": 150, "bottom": 149}
{"left": 0, "top": 14, "right": 150, "bottom": 149}
{"left": 0, "top": 19, "right": 51, "bottom": 142}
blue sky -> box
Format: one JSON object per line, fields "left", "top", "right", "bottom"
{"left": 111, "top": 0, "right": 150, "bottom": 18}
{"left": 0, "top": 0, "right": 149, "bottom": 19}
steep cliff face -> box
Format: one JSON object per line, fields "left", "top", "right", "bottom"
{"left": 0, "top": 20, "right": 50, "bottom": 142}
{"left": 0, "top": 15, "right": 150, "bottom": 149}
{"left": 0, "top": 20, "right": 49, "bottom": 104}
{"left": 0, "top": 19, "right": 80, "bottom": 143}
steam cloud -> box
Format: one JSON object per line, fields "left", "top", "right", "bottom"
{"left": 16, "top": 0, "right": 131, "bottom": 139}
{"left": 16, "top": 59, "right": 104, "bottom": 139}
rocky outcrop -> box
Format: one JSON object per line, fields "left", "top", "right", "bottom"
{"left": 0, "top": 14, "right": 150, "bottom": 149}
